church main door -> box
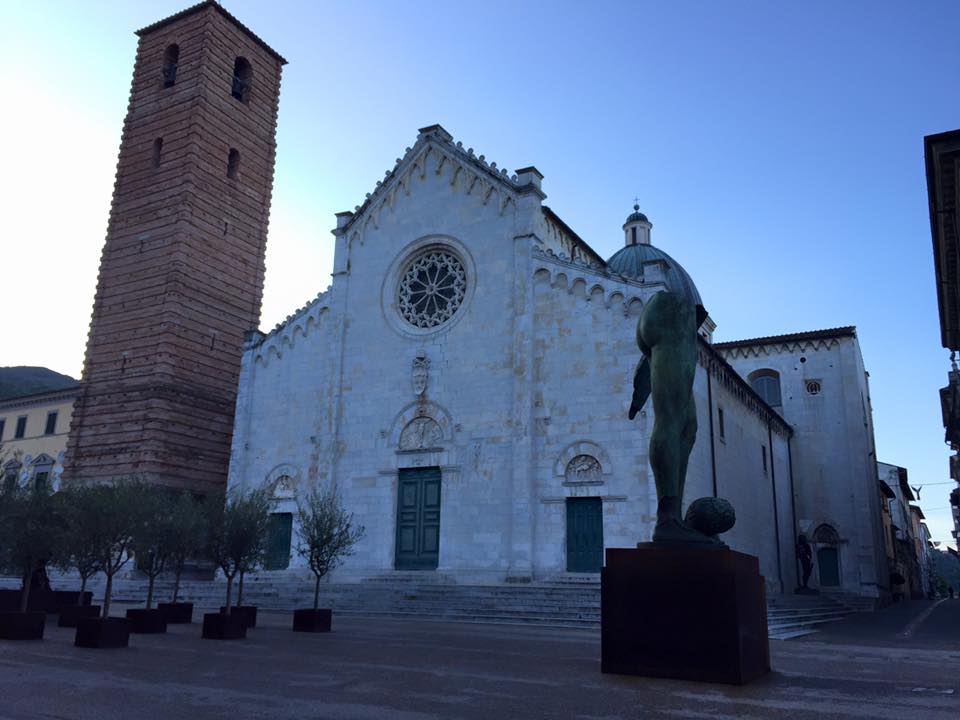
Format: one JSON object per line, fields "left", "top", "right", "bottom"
{"left": 395, "top": 467, "right": 441, "bottom": 570}
{"left": 566, "top": 497, "right": 603, "bottom": 573}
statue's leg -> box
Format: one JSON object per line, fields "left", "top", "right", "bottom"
{"left": 675, "top": 397, "right": 698, "bottom": 503}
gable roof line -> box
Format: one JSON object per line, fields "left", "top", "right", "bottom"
{"left": 542, "top": 206, "right": 607, "bottom": 267}
{"left": 336, "top": 125, "right": 530, "bottom": 237}
{"left": 713, "top": 326, "right": 856, "bottom": 350}
{"left": 135, "top": 0, "right": 288, "bottom": 65}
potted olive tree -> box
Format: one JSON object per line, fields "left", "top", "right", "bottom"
{"left": 203, "top": 487, "right": 271, "bottom": 639}
{"left": 74, "top": 480, "right": 146, "bottom": 649}
{"left": 157, "top": 492, "right": 206, "bottom": 624}
{"left": 126, "top": 486, "right": 172, "bottom": 634}
{"left": 0, "top": 482, "right": 61, "bottom": 640}
{"left": 292, "top": 485, "right": 365, "bottom": 633}
{"left": 55, "top": 485, "right": 102, "bottom": 627}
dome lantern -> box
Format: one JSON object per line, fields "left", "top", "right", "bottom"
{"left": 623, "top": 203, "right": 652, "bottom": 247}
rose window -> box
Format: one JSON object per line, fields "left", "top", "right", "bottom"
{"left": 398, "top": 249, "right": 467, "bottom": 329}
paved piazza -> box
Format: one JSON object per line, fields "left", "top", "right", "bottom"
{"left": 1, "top": 602, "right": 958, "bottom": 720}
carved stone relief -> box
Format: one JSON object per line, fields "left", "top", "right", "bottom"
{"left": 565, "top": 454, "right": 602, "bottom": 484}
{"left": 412, "top": 352, "right": 429, "bottom": 396}
{"left": 399, "top": 417, "right": 443, "bottom": 450}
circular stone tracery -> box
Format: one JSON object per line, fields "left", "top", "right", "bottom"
{"left": 398, "top": 249, "right": 467, "bottom": 329}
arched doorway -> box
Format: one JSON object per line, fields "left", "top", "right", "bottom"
{"left": 813, "top": 524, "right": 841, "bottom": 587}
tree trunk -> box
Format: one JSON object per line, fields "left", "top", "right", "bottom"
{"left": 224, "top": 574, "right": 234, "bottom": 614}
{"left": 314, "top": 574, "right": 320, "bottom": 611}
{"left": 19, "top": 565, "right": 33, "bottom": 614}
{"left": 146, "top": 574, "right": 155, "bottom": 609}
{"left": 79, "top": 574, "right": 88, "bottom": 605}
{"left": 173, "top": 563, "right": 182, "bottom": 603}
{"left": 237, "top": 571, "right": 245, "bottom": 607}
{"left": 103, "top": 572, "right": 113, "bottom": 618}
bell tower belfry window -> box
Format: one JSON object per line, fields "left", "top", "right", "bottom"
{"left": 63, "top": 2, "right": 287, "bottom": 494}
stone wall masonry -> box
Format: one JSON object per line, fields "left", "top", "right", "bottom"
{"left": 64, "top": 5, "right": 284, "bottom": 493}
{"left": 719, "top": 334, "right": 889, "bottom": 599}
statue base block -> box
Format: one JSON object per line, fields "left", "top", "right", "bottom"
{"left": 601, "top": 545, "right": 770, "bottom": 685}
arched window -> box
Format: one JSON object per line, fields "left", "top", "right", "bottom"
{"left": 231, "top": 57, "right": 252, "bottom": 102}
{"left": 226, "top": 148, "right": 240, "bottom": 179}
{"left": 152, "top": 138, "right": 163, "bottom": 168}
{"left": 812, "top": 523, "right": 840, "bottom": 545}
{"left": 162, "top": 44, "right": 179, "bottom": 88}
{"left": 749, "top": 369, "right": 782, "bottom": 408}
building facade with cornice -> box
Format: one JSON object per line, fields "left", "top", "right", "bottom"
{"left": 226, "top": 124, "right": 888, "bottom": 598}
{"left": 715, "top": 329, "right": 891, "bottom": 599}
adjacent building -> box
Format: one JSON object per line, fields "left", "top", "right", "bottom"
{"left": 924, "top": 128, "right": 960, "bottom": 547}
{"left": 1, "top": 384, "right": 80, "bottom": 493}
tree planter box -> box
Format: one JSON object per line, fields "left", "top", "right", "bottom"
{"left": 0, "top": 590, "right": 20, "bottom": 612}
{"left": 157, "top": 602, "right": 193, "bottom": 624}
{"left": 51, "top": 591, "right": 93, "bottom": 611}
{"left": 202, "top": 612, "right": 246, "bottom": 640}
{"left": 293, "top": 608, "right": 332, "bottom": 633}
{"left": 220, "top": 605, "right": 257, "bottom": 628}
{"left": 75, "top": 617, "right": 130, "bottom": 648}
{"left": 125, "top": 608, "right": 167, "bottom": 634}
{"left": 58, "top": 605, "right": 102, "bottom": 627}
{"left": 0, "top": 611, "right": 45, "bottom": 640}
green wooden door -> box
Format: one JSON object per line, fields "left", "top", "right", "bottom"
{"left": 817, "top": 547, "right": 840, "bottom": 586}
{"left": 395, "top": 467, "right": 441, "bottom": 570}
{"left": 265, "top": 512, "right": 293, "bottom": 570}
{"left": 566, "top": 498, "right": 603, "bottom": 572}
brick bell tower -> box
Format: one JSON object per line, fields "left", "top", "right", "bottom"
{"left": 64, "top": 2, "right": 286, "bottom": 493}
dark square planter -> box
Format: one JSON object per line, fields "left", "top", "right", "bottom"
{"left": 126, "top": 608, "right": 167, "bottom": 634}
{"left": 52, "top": 591, "right": 93, "bottom": 611}
{"left": 220, "top": 605, "right": 257, "bottom": 628}
{"left": 58, "top": 605, "right": 102, "bottom": 628}
{"left": 293, "top": 608, "right": 332, "bottom": 633}
{"left": 0, "top": 590, "right": 20, "bottom": 612}
{"left": 0, "top": 611, "right": 45, "bottom": 640}
{"left": 157, "top": 602, "right": 193, "bottom": 624}
{"left": 75, "top": 617, "right": 130, "bottom": 648}
{"left": 202, "top": 612, "right": 247, "bottom": 640}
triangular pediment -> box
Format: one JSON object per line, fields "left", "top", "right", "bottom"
{"left": 336, "top": 125, "right": 534, "bottom": 245}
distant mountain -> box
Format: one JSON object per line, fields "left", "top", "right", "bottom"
{"left": 0, "top": 367, "right": 79, "bottom": 401}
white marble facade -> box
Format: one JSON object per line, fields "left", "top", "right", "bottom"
{"left": 227, "top": 125, "right": 880, "bottom": 597}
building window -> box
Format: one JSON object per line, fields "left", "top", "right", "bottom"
{"left": 717, "top": 407, "right": 725, "bottom": 440}
{"left": 14, "top": 416, "right": 27, "bottom": 439}
{"left": 3, "top": 462, "right": 19, "bottom": 494}
{"left": 33, "top": 471, "right": 49, "bottom": 491}
{"left": 397, "top": 248, "right": 467, "bottom": 329}
{"left": 762, "top": 444, "right": 768, "bottom": 475}
{"left": 0, "top": 419, "right": 5, "bottom": 441}
{"left": 806, "top": 380, "right": 822, "bottom": 395}
{"left": 162, "top": 44, "right": 179, "bottom": 88}
{"left": 44, "top": 411, "right": 58, "bottom": 436}
{"left": 227, "top": 148, "right": 240, "bottom": 179}
{"left": 231, "top": 57, "right": 252, "bottom": 102}
{"left": 631, "top": 226, "right": 637, "bottom": 245}
{"left": 152, "top": 138, "right": 163, "bottom": 168}
{"left": 748, "top": 369, "right": 782, "bottom": 408}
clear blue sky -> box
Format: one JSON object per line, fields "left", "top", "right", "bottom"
{"left": 2, "top": 1, "right": 958, "bottom": 545}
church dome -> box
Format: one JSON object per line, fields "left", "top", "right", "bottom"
{"left": 607, "top": 235, "right": 707, "bottom": 326}
{"left": 624, "top": 209, "right": 649, "bottom": 225}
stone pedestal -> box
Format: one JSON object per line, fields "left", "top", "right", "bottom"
{"left": 601, "top": 545, "right": 769, "bottom": 685}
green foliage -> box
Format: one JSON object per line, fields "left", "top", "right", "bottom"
{"left": 205, "top": 486, "right": 273, "bottom": 580}
{"left": 0, "top": 481, "right": 64, "bottom": 610}
{"left": 296, "top": 485, "right": 365, "bottom": 584}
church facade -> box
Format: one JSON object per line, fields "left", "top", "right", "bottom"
{"left": 226, "top": 124, "right": 821, "bottom": 596}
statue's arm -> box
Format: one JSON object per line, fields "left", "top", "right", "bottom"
{"left": 629, "top": 356, "right": 651, "bottom": 420}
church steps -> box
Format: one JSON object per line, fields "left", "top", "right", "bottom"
{"left": 4, "top": 576, "right": 857, "bottom": 638}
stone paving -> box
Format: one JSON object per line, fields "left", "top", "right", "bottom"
{"left": 0, "top": 601, "right": 958, "bottom": 719}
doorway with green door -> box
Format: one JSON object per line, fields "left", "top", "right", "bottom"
{"left": 395, "top": 467, "right": 442, "bottom": 570}
{"left": 566, "top": 497, "right": 603, "bottom": 573}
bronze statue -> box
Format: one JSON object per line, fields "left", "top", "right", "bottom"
{"left": 630, "top": 291, "right": 729, "bottom": 544}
